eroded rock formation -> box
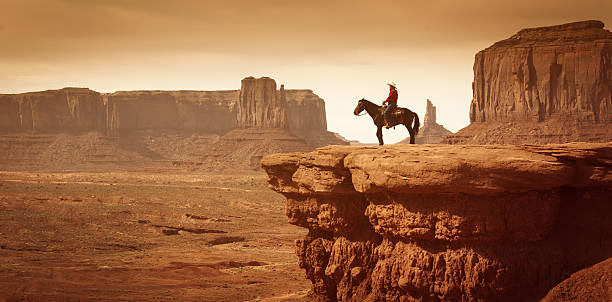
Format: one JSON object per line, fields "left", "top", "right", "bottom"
{"left": 262, "top": 143, "right": 612, "bottom": 301}
{"left": 401, "top": 99, "right": 453, "bottom": 144}
{"left": 0, "top": 88, "right": 107, "bottom": 134}
{"left": 0, "top": 77, "right": 343, "bottom": 141}
{"left": 541, "top": 257, "right": 611, "bottom": 302}
{"left": 237, "top": 77, "right": 288, "bottom": 128}
{"left": 0, "top": 77, "right": 347, "bottom": 170}
{"left": 104, "top": 90, "right": 238, "bottom": 135}
{"left": 446, "top": 20, "right": 612, "bottom": 144}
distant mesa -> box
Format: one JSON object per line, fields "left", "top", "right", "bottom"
{"left": 400, "top": 99, "right": 453, "bottom": 144}
{"left": 237, "top": 76, "right": 287, "bottom": 128}
{"left": 0, "top": 77, "right": 348, "bottom": 170}
{"left": 444, "top": 20, "right": 612, "bottom": 144}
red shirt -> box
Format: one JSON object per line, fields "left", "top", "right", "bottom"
{"left": 383, "top": 88, "right": 398, "bottom": 104}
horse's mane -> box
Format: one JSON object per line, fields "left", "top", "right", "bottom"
{"left": 359, "top": 98, "right": 379, "bottom": 107}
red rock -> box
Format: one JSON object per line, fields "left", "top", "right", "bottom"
{"left": 104, "top": 90, "right": 238, "bottom": 135}
{"left": 0, "top": 88, "right": 106, "bottom": 133}
{"left": 237, "top": 77, "right": 288, "bottom": 128}
{"left": 0, "top": 78, "right": 346, "bottom": 147}
{"left": 542, "top": 257, "right": 612, "bottom": 302}
{"left": 0, "top": 78, "right": 348, "bottom": 169}
{"left": 446, "top": 20, "right": 612, "bottom": 144}
{"left": 401, "top": 99, "right": 453, "bottom": 144}
{"left": 261, "top": 143, "right": 612, "bottom": 301}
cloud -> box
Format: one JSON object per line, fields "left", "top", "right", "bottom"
{"left": 1, "top": 0, "right": 610, "bottom": 62}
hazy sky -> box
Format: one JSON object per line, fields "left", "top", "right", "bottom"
{"left": 1, "top": 0, "right": 611, "bottom": 143}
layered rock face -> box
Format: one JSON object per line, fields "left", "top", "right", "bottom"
{"left": 401, "top": 100, "right": 453, "bottom": 144}
{"left": 0, "top": 77, "right": 347, "bottom": 170}
{"left": 286, "top": 88, "right": 327, "bottom": 133}
{"left": 0, "top": 88, "right": 238, "bottom": 135}
{"left": 0, "top": 77, "right": 346, "bottom": 144}
{"left": 262, "top": 143, "right": 611, "bottom": 301}
{"left": 0, "top": 88, "right": 107, "bottom": 134}
{"left": 237, "top": 77, "right": 288, "bottom": 128}
{"left": 105, "top": 90, "right": 238, "bottom": 135}
{"left": 285, "top": 88, "right": 343, "bottom": 147}
{"left": 446, "top": 20, "right": 612, "bottom": 144}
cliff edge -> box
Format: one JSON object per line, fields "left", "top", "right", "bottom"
{"left": 262, "top": 143, "right": 611, "bottom": 301}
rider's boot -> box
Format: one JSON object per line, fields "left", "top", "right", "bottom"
{"left": 384, "top": 119, "right": 392, "bottom": 129}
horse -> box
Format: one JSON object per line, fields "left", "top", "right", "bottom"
{"left": 353, "top": 98, "right": 420, "bottom": 145}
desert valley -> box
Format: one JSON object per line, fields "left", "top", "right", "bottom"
{"left": 1, "top": 15, "right": 611, "bottom": 302}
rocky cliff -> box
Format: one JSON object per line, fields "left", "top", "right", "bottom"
{"left": 262, "top": 143, "right": 611, "bottom": 301}
{"left": 0, "top": 77, "right": 347, "bottom": 140}
{"left": 0, "top": 88, "right": 107, "bottom": 134}
{"left": 104, "top": 90, "right": 238, "bottom": 135}
{"left": 401, "top": 100, "right": 453, "bottom": 144}
{"left": 446, "top": 20, "right": 612, "bottom": 144}
{"left": 237, "top": 77, "right": 288, "bottom": 128}
{"left": 0, "top": 77, "right": 347, "bottom": 170}
{"left": 0, "top": 88, "right": 239, "bottom": 135}
{"left": 285, "top": 88, "right": 344, "bottom": 148}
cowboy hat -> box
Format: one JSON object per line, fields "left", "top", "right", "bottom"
{"left": 386, "top": 82, "right": 397, "bottom": 88}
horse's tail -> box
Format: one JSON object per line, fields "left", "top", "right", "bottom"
{"left": 413, "top": 112, "right": 420, "bottom": 135}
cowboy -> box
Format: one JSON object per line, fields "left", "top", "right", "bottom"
{"left": 382, "top": 82, "right": 398, "bottom": 128}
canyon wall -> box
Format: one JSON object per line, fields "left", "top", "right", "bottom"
{"left": 105, "top": 90, "right": 239, "bottom": 135}
{"left": 0, "top": 77, "right": 341, "bottom": 141}
{"left": 237, "top": 77, "right": 288, "bottom": 128}
{"left": 0, "top": 77, "right": 347, "bottom": 170}
{"left": 262, "top": 143, "right": 611, "bottom": 301}
{"left": 446, "top": 20, "right": 612, "bottom": 144}
{"left": 0, "top": 88, "right": 107, "bottom": 134}
{"left": 286, "top": 88, "right": 327, "bottom": 133}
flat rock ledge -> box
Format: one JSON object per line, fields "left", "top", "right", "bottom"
{"left": 262, "top": 143, "right": 611, "bottom": 302}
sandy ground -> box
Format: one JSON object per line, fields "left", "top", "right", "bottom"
{"left": 0, "top": 170, "right": 311, "bottom": 301}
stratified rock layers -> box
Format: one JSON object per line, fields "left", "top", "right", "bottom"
{"left": 0, "top": 88, "right": 239, "bottom": 135}
{"left": 0, "top": 88, "right": 107, "bottom": 134}
{"left": 237, "top": 77, "right": 288, "bottom": 128}
{"left": 262, "top": 143, "right": 611, "bottom": 301}
{"left": 0, "top": 77, "right": 346, "bottom": 148}
{"left": 446, "top": 20, "right": 612, "bottom": 144}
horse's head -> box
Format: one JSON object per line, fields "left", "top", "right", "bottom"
{"left": 354, "top": 98, "right": 367, "bottom": 116}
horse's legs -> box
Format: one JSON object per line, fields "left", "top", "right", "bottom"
{"left": 376, "top": 126, "right": 384, "bottom": 145}
{"left": 406, "top": 124, "right": 416, "bottom": 144}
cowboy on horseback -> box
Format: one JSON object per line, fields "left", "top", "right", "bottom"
{"left": 353, "top": 82, "right": 420, "bottom": 145}
{"left": 382, "top": 82, "right": 398, "bottom": 129}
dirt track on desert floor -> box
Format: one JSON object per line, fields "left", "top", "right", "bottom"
{"left": 0, "top": 171, "right": 311, "bottom": 301}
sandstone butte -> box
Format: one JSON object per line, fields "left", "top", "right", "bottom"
{"left": 0, "top": 77, "right": 347, "bottom": 170}
{"left": 262, "top": 143, "right": 611, "bottom": 302}
{"left": 0, "top": 77, "right": 341, "bottom": 145}
{"left": 445, "top": 20, "right": 612, "bottom": 144}
{"left": 401, "top": 99, "right": 453, "bottom": 144}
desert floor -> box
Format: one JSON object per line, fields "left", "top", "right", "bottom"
{"left": 0, "top": 170, "right": 310, "bottom": 301}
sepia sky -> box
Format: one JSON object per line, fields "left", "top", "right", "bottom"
{"left": 1, "top": 0, "right": 611, "bottom": 143}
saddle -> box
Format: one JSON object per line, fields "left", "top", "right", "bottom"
{"left": 381, "top": 105, "right": 402, "bottom": 127}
